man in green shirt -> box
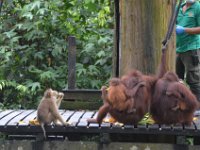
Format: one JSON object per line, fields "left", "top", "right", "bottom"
{"left": 176, "top": 0, "right": 200, "bottom": 102}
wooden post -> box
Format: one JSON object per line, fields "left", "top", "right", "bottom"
{"left": 113, "top": 0, "right": 120, "bottom": 77}
{"left": 0, "top": 0, "right": 3, "bottom": 14}
{"left": 67, "top": 36, "right": 76, "bottom": 89}
{"left": 117, "top": 0, "right": 176, "bottom": 76}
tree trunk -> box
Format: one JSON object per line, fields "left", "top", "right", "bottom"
{"left": 114, "top": 0, "right": 176, "bottom": 76}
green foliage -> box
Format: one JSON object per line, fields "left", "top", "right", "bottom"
{"left": 0, "top": 0, "right": 114, "bottom": 109}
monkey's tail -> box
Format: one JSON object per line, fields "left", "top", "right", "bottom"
{"left": 41, "top": 123, "right": 46, "bottom": 139}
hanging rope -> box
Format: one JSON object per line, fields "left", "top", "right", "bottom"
{"left": 162, "top": 0, "right": 183, "bottom": 51}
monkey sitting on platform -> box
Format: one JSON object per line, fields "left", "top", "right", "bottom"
{"left": 37, "top": 88, "right": 69, "bottom": 139}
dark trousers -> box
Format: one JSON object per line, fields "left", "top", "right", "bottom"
{"left": 176, "top": 49, "right": 200, "bottom": 102}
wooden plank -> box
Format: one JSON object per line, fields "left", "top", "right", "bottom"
{"left": 100, "top": 122, "right": 111, "bottom": 128}
{"left": 160, "top": 124, "right": 172, "bottom": 131}
{"left": 67, "top": 111, "right": 85, "bottom": 126}
{"left": 172, "top": 124, "right": 184, "bottom": 132}
{"left": 112, "top": 120, "right": 125, "bottom": 130}
{"left": 123, "top": 125, "right": 134, "bottom": 130}
{"left": 0, "top": 110, "right": 24, "bottom": 126}
{"left": 62, "top": 89, "right": 101, "bottom": 101}
{"left": 148, "top": 124, "right": 160, "bottom": 131}
{"left": 60, "top": 100, "right": 102, "bottom": 110}
{"left": 137, "top": 124, "right": 147, "bottom": 130}
{"left": 193, "top": 118, "right": 200, "bottom": 130}
{"left": 18, "top": 111, "right": 37, "bottom": 126}
{"left": 7, "top": 110, "right": 34, "bottom": 126}
{"left": 61, "top": 110, "right": 75, "bottom": 122}
{"left": 88, "top": 112, "right": 99, "bottom": 128}
{"left": 184, "top": 123, "right": 196, "bottom": 131}
{"left": 194, "top": 110, "right": 200, "bottom": 116}
{"left": 77, "top": 111, "right": 95, "bottom": 127}
{"left": 0, "top": 110, "right": 14, "bottom": 119}
{"left": 99, "top": 114, "right": 112, "bottom": 128}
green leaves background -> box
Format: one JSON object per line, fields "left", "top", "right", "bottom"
{"left": 0, "top": 0, "right": 113, "bottom": 109}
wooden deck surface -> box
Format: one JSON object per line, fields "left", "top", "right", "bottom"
{"left": 0, "top": 109, "right": 200, "bottom": 138}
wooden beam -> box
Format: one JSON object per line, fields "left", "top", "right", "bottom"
{"left": 67, "top": 36, "right": 76, "bottom": 89}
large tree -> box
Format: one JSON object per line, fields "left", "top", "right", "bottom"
{"left": 114, "top": 0, "right": 176, "bottom": 76}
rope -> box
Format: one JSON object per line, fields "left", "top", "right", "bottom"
{"left": 162, "top": 0, "right": 183, "bottom": 51}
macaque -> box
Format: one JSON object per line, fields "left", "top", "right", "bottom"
{"left": 150, "top": 71, "right": 199, "bottom": 125}
{"left": 37, "top": 88, "right": 68, "bottom": 139}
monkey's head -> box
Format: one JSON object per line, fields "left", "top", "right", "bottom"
{"left": 109, "top": 78, "right": 121, "bottom": 86}
{"left": 51, "top": 90, "right": 59, "bottom": 99}
{"left": 127, "top": 70, "right": 143, "bottom": 78}
{"left": 43, "top": 88, "right": 60, "bottom": 99}
{"left": 163, "top": 71, "right": 179, "bottom": 82}
{"left": 121, "top": 70, "right": 142, "bottom": 89}
{"left": 44, "top": 88, "right": 53, "bottom": 98}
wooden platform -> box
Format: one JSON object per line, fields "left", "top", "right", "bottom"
{"left": 0, "top": 109, "right": 200, "bottom": 140}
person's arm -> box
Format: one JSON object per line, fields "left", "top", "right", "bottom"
{"left": 185, "top": 27, "right": 200, "bottom": 34}
{"left": 176, "top": 26, "right": 200, "bottom": 35}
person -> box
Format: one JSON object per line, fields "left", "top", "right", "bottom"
{"left": 176, "top": 0, "right": 200, "bottom": 102}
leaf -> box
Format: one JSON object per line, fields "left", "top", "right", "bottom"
{"left": 85, "top": 2, "right": 97, "bottom": 12}
{"left": 15, "top": 24, "right": 23, "bottom": 30}
{"left": 97, "top": 50, "right": 105, "bottom": 58}
{"left": 30, "top": 1, "right": 41, "bottom": 11}
{"left": 36, "top": 8, "right": 48, "bottom": 15}
{"left": 3, "top": 30, "right": 17, "bottom": 39}
{"left": 22, "top": 12, "right": 33, "bottom": 20}
{"left": 27, "top": 82, "right": 41, "bottom": 92}
{"left": 88, "top": 65, "right": 98, "bottom": 73}
{"left": 16, "top": 85, "right": 28, "bottom": 93}
{"left": 34, "top": 52, "right": 44, "bottom": 60}
{"left": 39, "top": 71, "right": 57, "bottom": 81}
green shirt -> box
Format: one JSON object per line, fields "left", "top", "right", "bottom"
{"left": 176, "top": 2, "right": 200, "bottom": 53}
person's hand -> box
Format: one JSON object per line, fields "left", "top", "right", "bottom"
{"left": 176, "top": 25, "right": 185, "bottom": 35}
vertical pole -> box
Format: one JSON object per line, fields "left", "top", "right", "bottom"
{"left": 68, "top": 36, "right": 76, "bottom": 89}
{"left": 0, "top": 0, "right": 3, "bottom": 14}
{"left": 114, "top": 0, "right": 120, "bottom": 77}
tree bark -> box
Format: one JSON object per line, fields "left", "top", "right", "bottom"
{"left": 114, "top": 0, "right": 176, "bottom": 76}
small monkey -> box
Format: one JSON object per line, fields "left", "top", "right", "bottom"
{"left": 37, "top": 88, "right": 68, "bottom": 139}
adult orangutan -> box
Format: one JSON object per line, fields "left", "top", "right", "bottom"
{"left": 150, "top": 71, "right": 199, "bottom": 125}
{"left": 87, "top": 69, "right": 156, "bottom": 125}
